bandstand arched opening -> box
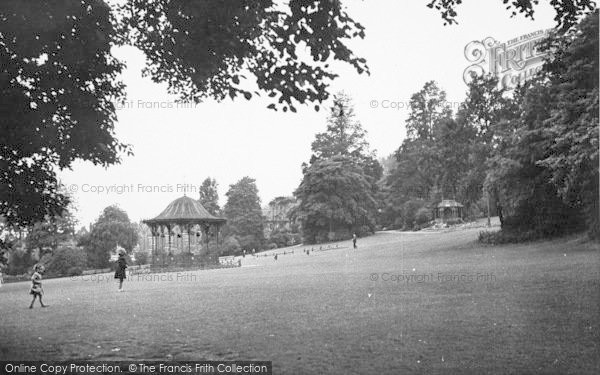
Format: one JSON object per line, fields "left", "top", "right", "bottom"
{"left": 142, "top": 196, "right": 226, "bottom": 267}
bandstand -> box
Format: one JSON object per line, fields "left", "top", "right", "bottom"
{"left": 143, "top": 195, "right": 226, "bottom": 267}
{"left": 434, "top": 199, "right": 464, "bottom": 223}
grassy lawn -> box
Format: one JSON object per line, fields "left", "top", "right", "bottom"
{"left": 1, "top": 227, "right": 598, "bottom": 374}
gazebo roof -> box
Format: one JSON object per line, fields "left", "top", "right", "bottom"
{"left": 437, "top": 199, "right": 464, "bottom": 208}
{"left": 143, "top": 196, "right": 226, "bottom": 225}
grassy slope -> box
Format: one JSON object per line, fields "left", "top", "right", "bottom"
{"left": 0, "top": 228, "right": 598, "bottom": 374}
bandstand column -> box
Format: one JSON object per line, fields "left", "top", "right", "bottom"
{"left": 216, "top": 224, "right": 219, "bottom": 251}
{"left": 187, "top": 224, "right": 191, "bottom": 253}
{"left": 167, "top": 224, "right": 172, "bottom": 257}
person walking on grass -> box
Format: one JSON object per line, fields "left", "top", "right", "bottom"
{"left": 353, "top": 233, "right": 358, "bottom": 249}
{"left": 114, "top": 249, "right": 128, "bottom": 292}
{"left": 29, "top": 264, "right": 48, "bottom": 308}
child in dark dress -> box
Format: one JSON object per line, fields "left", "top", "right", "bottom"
{"left": 114, "top": 249, "right": 128, "bottom": 292}
{"left": 29, "top": 264, "right": 47, "bottom": 308}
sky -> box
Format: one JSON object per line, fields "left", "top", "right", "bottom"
{"left": 58, "top": 0, "right": 557, "bottom": 228}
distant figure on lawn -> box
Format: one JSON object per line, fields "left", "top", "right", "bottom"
{"left": 114, "top": 249, "right": 128, "bottom": 292}
{"left": 353, "top": 233, "right": 357, "bottom": 249}
{"left": 29, "top": 264, "right": 47, "bottom": 309}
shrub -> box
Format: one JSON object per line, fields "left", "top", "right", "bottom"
{"left": 415, "top": 207, "right": 432, "bottom": 226}
{"left": 222, "top": 236, "right": 241, "bottom": 255}
{"left": 287, "top": 233, "right": 301, "bottom": 246}
{"left": 66, "top": 266, "right": 83, "bottom": 276}
{"left": 478, "top": 229, "right": 549, "bottom": 244}
{"left": 402, "top": 199, "right": 428, "bottom": 230}
{"left": 445, "top": 218, "right": 463, "bottom": 226}
{"left": 268, "top": 243, "right": 278, "bottom": 250}
{"left": 45, "top": 245, "right": 87, "bottom": 277}
{"left": 133, "top": 251, "right": 148, "bottom": 265}
{"left": 6, "top": 245, "right": 36, "bottom": 275}
{"left": 268, "top": 229, "right": 291, "bottom": 248}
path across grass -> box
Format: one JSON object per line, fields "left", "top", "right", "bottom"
{"left": 1, "top": 228, "right": 598, "bottom": 374}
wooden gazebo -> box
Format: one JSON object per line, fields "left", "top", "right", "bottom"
{"left": 434, "top": 199, "right": 464, "bottom": 223}
{"left": 143, "top": 196, "right": 226, "bottom": 266}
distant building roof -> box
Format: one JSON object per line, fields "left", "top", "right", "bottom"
{"left": 437, "top": 199, "right": 464, "bottom": 208}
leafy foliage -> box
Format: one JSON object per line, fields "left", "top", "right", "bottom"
{"left": 311, "top": 92, "right": 370, "bottom": 160}
{"left": 199, "top": 177, "right": 220, "bottom": 216}
{"left": 294, "top": 94, "right": 380, "bottom": 243}
{"left": 537, "top": 10, "right": 599, "bottom": 237}
{"left": 426, "top": 0, "right": 596, "bottom": 30}
{"left": 5, "top": 240, "right": 34, "bottom": 275}
{"left": 294, "top": 155, "right": 378, "bottom": 243}
{"left": 133, "top": 250, "right": 148, "bottom": 266}
{"left": 484, "top": 10, "right": 598, "bottom": 238}
{"left": 401, "top": 199, "right": 430, "bottom": 230}
{"left": 26, "top": 211, "right": 77, "bottom": 255}
{"left": 268, "top": 228, "right": 301, "bottom": 248}
{"left": 384, "top": 76, "right": 518, "bottom": 229}
{"left": 223, "top": 177, "right": 265, "bottom": 251}
{"left": 0, "top": 1, "right": 129, "bottom": 228}
{"left": 405, "top": 81, "right": 452, "bottom": 141}
{"left": 384, "top": 82, "right": 456, "bottom": 224}
{"left": 79, "top": 205, "right": 139, "bottom": 268}
{"left": 45, "top": 244, "right": 87, "bottom": 277}
{"left": 1, "top": 0, "right": 367, "bottom": 229}
{"left": 119, "top": 0, "right": 368, "bottom": 111}
{"left": 221, "top": 236, "right": 241, "bottom": 255}
{"left": 415, "top": 207, "right": 432, "bottom": 226}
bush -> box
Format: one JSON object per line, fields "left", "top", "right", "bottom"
{"left": 478, "top": 229, "right": 550, "bottom": 244}
{"left": 45, "top": 245, "right": 87, "bottom": 277}
{"left": 222, "top": 236, "right": 241, "bottom": 255}
{"left": 66, "top": 266, "right": 83, "bottom": 276}
{"left": 267, "top": 243, "right": 278, "bottom": 250}
{"left": 268, "top": 230, "right": 290, "bottom": 248}
{"left": 133, "top": 251, "right": 148, "bottom": 265}
{"left": 402, "top": 199, "right": 428, "bottom": 230}
{"left": 6, "top": 245, "right": 36, "bottom": 275}
{"left": 287, "top": 233, "right": 301, "bottom": 246}
{"left": 415, "top": 207, "right": 431, "bottom": 226}
{"left": 445, "top": 218, "right": 463, "bottom": 226}
{"left": 237, "top": 234, "right": 262, "bottom": 252}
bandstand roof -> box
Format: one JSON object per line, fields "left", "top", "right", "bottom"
{"left": 437, "top": 199, "right": 464, "bottom": 208}
{"left": 143, "top": 196, "right": 226, "bottom": 225}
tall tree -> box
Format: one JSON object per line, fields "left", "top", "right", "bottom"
{"left": 482, "top": 11, "right": 598, "bottom": 238}
{"left": 483, "top": 81, "right": 580, "bottom": 235}
{"left": 198, "top": 177, "right": 220, "bottom": 216}
{"left": 79, "top": 205, "right": 138, "bottom": 268}
{"left": 310, "top": 92, "right": 382, "bottom": 199}
{"left": 433, "top": 117, "right": 476, "bottom": 200}
{"left": 295, "top": 93, "right": 381, "bottom": 242}
{"left": 223, "top": 177, "right": 265, "bottom": 251}
{"left": 311, "top": 92, "right": 369, "bottom": 160}
{"left": 405, "top": 81, "right": 452, "bottom": 141}
{"left": 454, "top": 74, "right": 517, "bottom": 216}
{"left": 0, "top": 1, "right": 128, "bottom": 228}
{"left": 1, "top": 0, "right": 368, "bottom": 229}
{"left": 386, "top": 81, "right": 452, "bottom": 205}
{"left": 538, "top": 10, "right": 599, "bottom": 237}
{"left": 293, "top": 155, "right": 378, "bottom": 243}
{"left": 26, "top": 211, "right": 77, "bottom": 256}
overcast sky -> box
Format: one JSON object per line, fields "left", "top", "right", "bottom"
{"left": 59, "top": 1, "right": 556, "bottom": 227}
